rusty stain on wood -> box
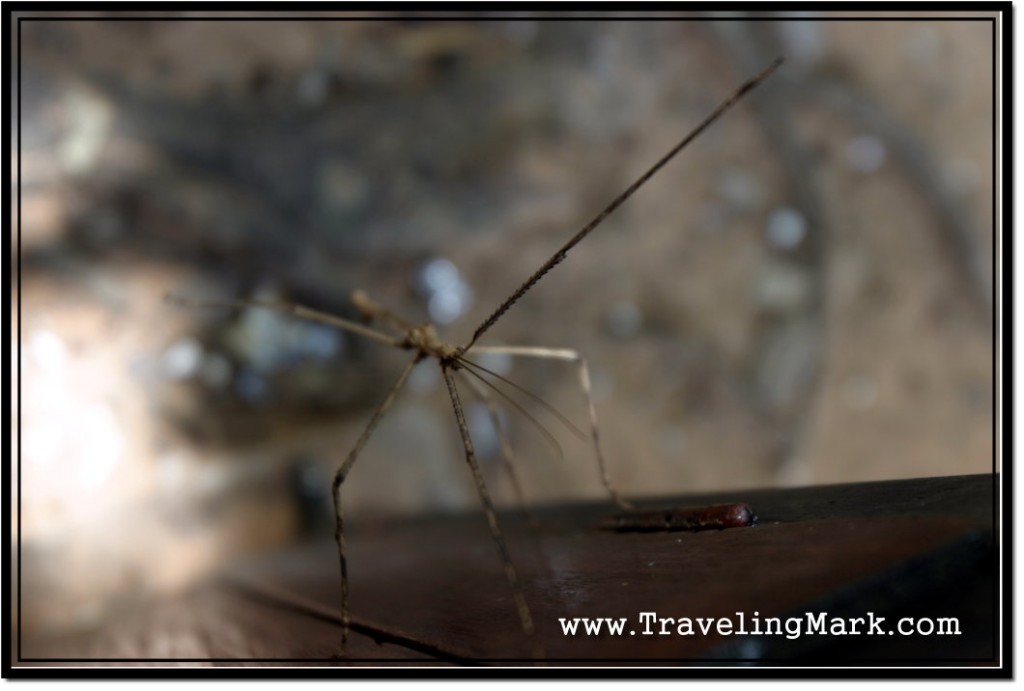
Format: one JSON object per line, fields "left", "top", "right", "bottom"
{"left": 601, "top": 502, "right": 758, "bottom": 532}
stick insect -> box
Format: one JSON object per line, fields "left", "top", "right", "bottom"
{"left": 173, "top": 57, "right": 783, "bottom": 657}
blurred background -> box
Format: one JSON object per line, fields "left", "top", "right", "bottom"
{"left": 14, "top": 13, "right": 995, "bottom": 646}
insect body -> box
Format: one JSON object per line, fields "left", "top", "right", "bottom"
{"left": 172, "top": 57, "right": 783, "bottom": 658}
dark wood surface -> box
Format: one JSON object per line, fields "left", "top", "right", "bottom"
{"left": 20, "top": 474, "right": 998, "bottom": 666}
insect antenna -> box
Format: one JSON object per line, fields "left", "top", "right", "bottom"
{"left": 460, "top": 57, "right": 784, "bottom": 352}
{"left": 457, "top": 356, "right": 588, "bottom": 442}
{"left": 458, "top": 363, "right": 566, "bottom": 465}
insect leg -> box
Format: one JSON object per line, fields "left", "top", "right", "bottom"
{"left": 333, "top": 353, "right": 423, "bottom": 654}
{"left": 350, "top": 289, "right": 419, "bottom": 334}
{"left": 166, "top": 294, "right": 406, "bottom": 349}
{"left": 442, "top": 365, "right": 539, "bottom": 656}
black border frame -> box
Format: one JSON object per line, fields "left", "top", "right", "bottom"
{"left": 3, "top": 2, "right": 1012, "bottom": 680}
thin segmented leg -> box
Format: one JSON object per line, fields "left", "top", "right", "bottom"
{"left": 165, "top": 294, "right": 405, "bottom": 349}
{"left": 350, "top": 289, "right": 419, "bottom": 335}
{"left": 458, "top": 370, "right": 539, "bottom": 529}
{"left": 333, "top": 354, "right": 423, "bottom": 654}
{"left": 463, "top": 345, "right": 634, "bottom": 511}
{"left": 168, "top": 294, "right": 423, "bottom": 652}
{"left": 441, "top": 365, "right": 539, "bottom": 655}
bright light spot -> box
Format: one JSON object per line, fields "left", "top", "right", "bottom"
{"left": 420, "top": 258, "right": 474, "bottom": 324}
{"left": 30, "top": 329, "right": 67, "bottom": 371}
{"left": 845, "top": 135, "right": 887, "bottom": 174}
{"left": 237, "top": 306, "right": 287, "bottom": 372}
{"left": 421, "top": 258, "right": 461, "bottom": 293}
{"left": 765, "top": 207, "right": 807, "bottom": 250}
{"left": 429, "top": 286, "right": 473, "bottom": 325}
{"left": 229, "top": 288, "right": 344, "bottom": 373}
{"left": 295, "top": 322, "right": 342, "bottom": 359}
{"left": 23, "top": 425, "right": 61, "bottom": 466}
{"left": 163, "top": 337, "right": 204, "bottom": 379}
{"left": 58, "top": 89, "right": 113, "bottom": 174}
{"left": 76, "top": 403, "right": 123, "bottom": 490}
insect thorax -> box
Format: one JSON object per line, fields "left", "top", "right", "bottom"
{"left": 404, "top": 323, "right": 460, "bottom": 362}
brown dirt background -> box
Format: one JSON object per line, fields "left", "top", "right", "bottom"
{"left": 14, "top": 13, "right": 996, "bottom": 639}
